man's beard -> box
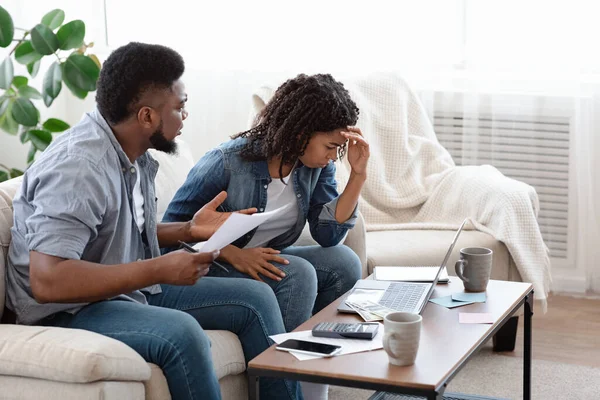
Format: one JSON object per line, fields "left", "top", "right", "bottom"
{"left": 149, "top": 122, "right": 178, "bottom": 155}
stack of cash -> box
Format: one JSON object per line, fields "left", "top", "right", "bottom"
{"left": 345, "top": 300, "right": 396, "bottom": 322}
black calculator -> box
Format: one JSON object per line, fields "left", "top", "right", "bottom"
{"left": 312, "top": 322, "right": 379, "bottom": 340}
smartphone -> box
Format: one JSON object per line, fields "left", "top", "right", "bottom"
{"left": 275, "top": 339, "right": 342, "bottom": 357}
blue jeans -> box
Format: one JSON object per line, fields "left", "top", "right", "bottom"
{"left": 40, "top": 277, "right": 303, "bottom": 400}
{"left": 208, "top": 245, "right": 362, "bottom": 332}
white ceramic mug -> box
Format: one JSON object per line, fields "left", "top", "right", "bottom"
{"left": 382, "top": 312, "right": 422, "bottom": 366}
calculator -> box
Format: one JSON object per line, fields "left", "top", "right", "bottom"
{"left": 311, "top": 322, "right": 379, "bottom": 340}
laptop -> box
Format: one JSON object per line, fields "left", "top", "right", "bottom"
{"left": 337, "top": 219, "right": 467, "bottom": 315}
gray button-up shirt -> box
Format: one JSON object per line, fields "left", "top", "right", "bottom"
{"left": 6, "top": 109, "right": 162, "bottom": 325}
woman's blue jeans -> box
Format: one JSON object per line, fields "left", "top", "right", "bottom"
{"left": 40, "top": 277, "right": 303, "bottom": 400}
{"left": 208, "top": 245, "right": 363, "bottom": 332}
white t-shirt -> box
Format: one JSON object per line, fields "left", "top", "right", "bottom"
{"left": 133, "top": 161, "right": 145, "bottom": 233}
{"left": 244, "top": 173, "right": 299, "bottom": 248}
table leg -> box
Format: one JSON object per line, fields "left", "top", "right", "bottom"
{"left": 248, "top": 371, "right": 259, "bottom": 400}
{"left": 523, "top": 292, "right": 534, "bottom": 400}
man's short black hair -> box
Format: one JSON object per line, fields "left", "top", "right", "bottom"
{"left": 96, "top": 42, "right": 185, "bottom": 125}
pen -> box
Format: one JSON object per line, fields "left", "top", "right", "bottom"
{"left": 177, "top": 240, "right": 230, "bottom": 274}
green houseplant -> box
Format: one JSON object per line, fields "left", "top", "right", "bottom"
{"left": 0, "top": 6, "right": 101, "bottom": 182}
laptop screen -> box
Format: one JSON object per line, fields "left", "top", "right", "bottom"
{"left": 418, "top": 218, "right": 468, "bottom": 313}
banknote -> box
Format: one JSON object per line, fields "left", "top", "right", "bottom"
{"left": 345, "top": 301, "right": 382, "bottom": 322}
{"left": 347, "top": 300, "right": 396, "bottom": 318}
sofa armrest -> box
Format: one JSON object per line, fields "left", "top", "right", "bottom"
{"left": 343, "top": 211, "right": 368, "bottom": 278}
{"left": 0, "top": 325, "right": 150, "bottom": 383}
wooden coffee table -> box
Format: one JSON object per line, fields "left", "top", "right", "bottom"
{"left": 248, "top": 279, "right": 533, "bottom": 400}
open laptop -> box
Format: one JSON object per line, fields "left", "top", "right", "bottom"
{"left": 338, "top": 219, "right": 467, "bottom": 315}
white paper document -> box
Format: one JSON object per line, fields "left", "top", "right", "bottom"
{"left": 269, "top": 323, "right": 384, "bottom": 361}
{"left": 374, "top": 266, "right": 449, "bottom": 283}
{"left": 193, "top": 204, "right": 293, "bottom": 253}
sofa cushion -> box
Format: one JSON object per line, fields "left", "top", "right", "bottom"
{"left": 0, "top": 325, "right": 150, "bottom": 383}
{"left": 366, "top": 229, "right": 511, "bottom": 280}
{"left": 206, "top": 330, "right": 246, "bottom": 378}
{"left": 145, "top": 364, "right": 171, "bottom": 400}
{"left": 0, "top": 375, "right": 145, "bottom": 400}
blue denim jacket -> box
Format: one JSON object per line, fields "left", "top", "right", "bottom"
{"left": 163, "top": 137, "right": 357, "bottom": 250}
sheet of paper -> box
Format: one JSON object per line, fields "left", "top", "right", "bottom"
{"left": 345, "top": 288, "right": 384, "bottom": 304}
{"left": 270, "top": 323, "right": 384, "bottom": 361}
{"left": 193, "top": 203, "right": 293, "bottom": 253}
{"left": 459, "top": 312, "right": 494, "bottom": 324}
{"left": 429, "top": 295, "right": 475, "bottom": 309}
{"left": 452, "top": 292, "right": 487, "bottom": 303}
{"left": 374, "top": 266, "right": 449, "bottom": 282}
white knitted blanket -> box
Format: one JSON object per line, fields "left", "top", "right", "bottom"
{"left": 251, "top": 73, "right": 551, "bottom": 305}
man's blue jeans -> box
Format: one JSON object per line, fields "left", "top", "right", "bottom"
{"left": 208, "top": 245, "right": 363, "bottom": 331}
{"left": 40, "top": 277, "right": 303, "bottom": 400}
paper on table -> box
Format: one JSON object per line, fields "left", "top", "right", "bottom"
{"left": 452, "top": 292, "right": 487, "bottom": 303}
{"left": 346, "top": 289, "right": 384, "bottom": 304}
{"left": 270, "top": 324, "right": 384, "bottom": 361}
{"left": 374, "top": 266, "right": 450, "bottom": 282}
{"left": 459, "top": 312, "right": 494, "bottom": 324}
{"left": 193, "top": 204, "right": 293, "bottom": 253}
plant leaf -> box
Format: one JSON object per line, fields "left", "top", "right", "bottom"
{"left": 26, "top": 59, "right": 41, "bottom": 78}
{"left": 19, "top": 128, "right": 30, "bottom": 143}
{"left": 14, "top": 41, "right": 43, "bottom": 65}
{"left": 12, "top": 75, "right": 28, "bottom": 88}
{"left": 89, "top": 53, "right": 101, "bottom": 69}
{"left": 43, "top": 93, "right": 55, "bottom": 107}
{"left": 56, "top": 20, "right": 85, "bottom": 50}
{"left": 63, "top": 54, "right": 99, "bottom": 92}
{"left": 18, "top": 85, "right": 42, "bottom": 99}
{"left": 41, "top": 9, "right": 65, "bottom": 30}
{"left": 43, "top": 118, "right": 70, "bottom": 132}
{"left": 11, "top": 97, "right": 39, "bottom": 126}
{"left": 28, "top": 129, "right": 53, "bottom": 151}
{"left": 0, "top": 96, "right": 8, "bottom": 115}
{"left": 0, "top": 170, "right": 8, "bottom": 182}
{"left": 43, "top": 61, "right": 62, "bottom": 99}
{"left": 0, "top": 99, "right": 18, "bottom": 135}
{"left": 0, "top": 5, "right": 14, "bottom": 48}
{"left": 9, "top": 168, "right": 24, "bottom": 178}
{"left": 30, "top": 23, "right": 60, "bottom": 55}
{"left": 27, "top": 145, "right": 36, "bottom": 164}
{"left": 0, "top": 56, "right": 13, "bottom": 89}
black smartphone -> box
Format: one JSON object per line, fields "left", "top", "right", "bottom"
{"left": 275, "top": 339, "right": 342, "bottom": 357}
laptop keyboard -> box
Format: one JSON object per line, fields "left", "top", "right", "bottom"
{"left": 378, "top": 282, "right": 427, "bottom": 312}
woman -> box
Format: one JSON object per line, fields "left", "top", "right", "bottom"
{"left": 163, "top": 73, "right": 369, "bottom": 333}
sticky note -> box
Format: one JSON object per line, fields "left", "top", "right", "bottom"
{"left": 452, "top": 292, "right": 487, "bottom": 303}
{"left": 459, "top": 312, "right": 494, "bottom": 324}
{"left": 429, "top": 295, "right": 475, "bottom": 309}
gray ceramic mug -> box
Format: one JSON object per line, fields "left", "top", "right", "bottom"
{"left": 454, "top": 247, "right": 493, "bottom": 292}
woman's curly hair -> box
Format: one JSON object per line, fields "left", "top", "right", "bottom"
{"left": 232, "top": 73, "right": 359, "bottom": 177}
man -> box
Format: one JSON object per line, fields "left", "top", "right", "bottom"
{"left": 6, "top": 42, "right": 302, "bottom": 400}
